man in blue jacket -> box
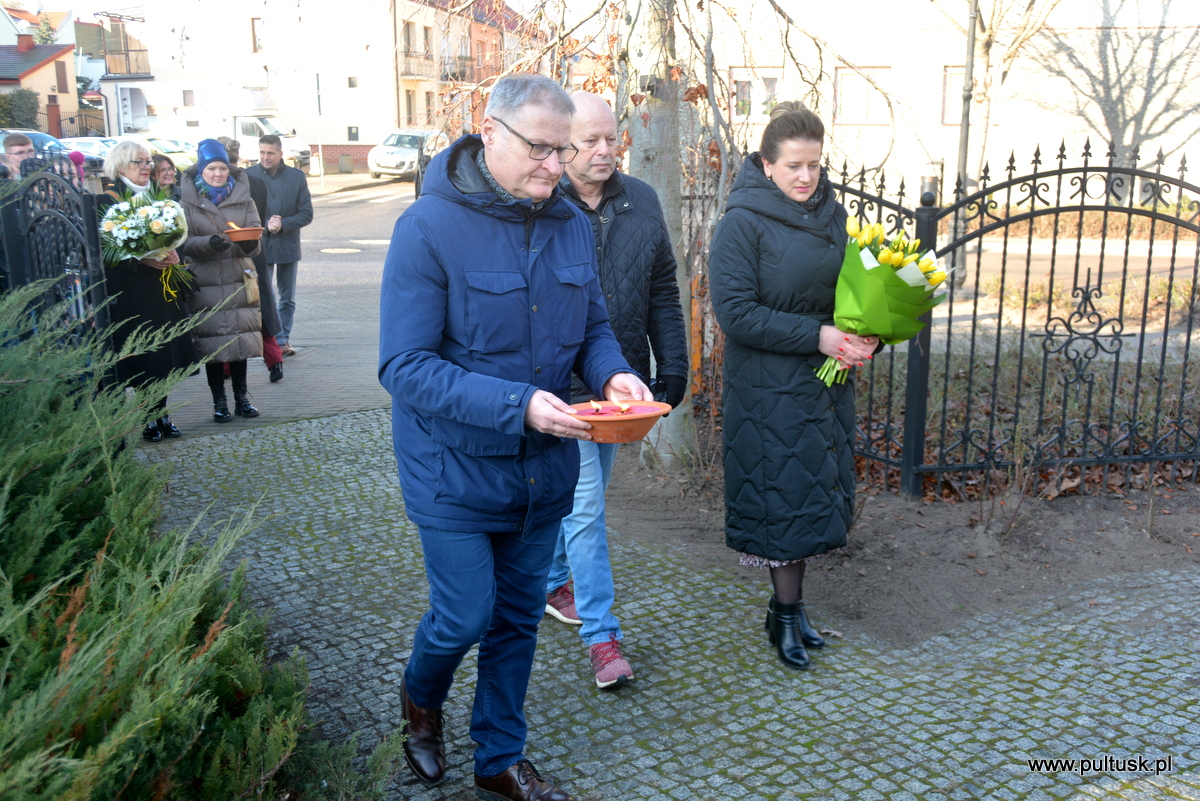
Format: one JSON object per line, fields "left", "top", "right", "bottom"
{"left": 378, "top": 74, "right": 649, "bottom": 801}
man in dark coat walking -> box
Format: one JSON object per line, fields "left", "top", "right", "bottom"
{"left": 247, "top": 135, "right": 313, "bottom": 356}
{"left": 542, "top": 92, "right": 688, "bottom": 690}
{"left": 379, "top": 75, "right": 650, "bottom": 800}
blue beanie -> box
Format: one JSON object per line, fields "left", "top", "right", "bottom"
{"left": 196, "top": 138, "right": 230, "bottom": 174}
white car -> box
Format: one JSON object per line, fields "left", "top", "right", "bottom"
{"left": 368, "top": 130, "right": 450, "bottom": 181}
{"left": 60, "top": 136, "right": 117, "bottom": 159}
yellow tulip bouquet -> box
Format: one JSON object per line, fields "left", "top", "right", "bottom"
{"left": 814, "top": 219, "right": 953, "bottom": 385}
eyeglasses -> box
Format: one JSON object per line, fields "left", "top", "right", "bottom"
{"left": 131, "top": 159, "right": 154, "bottom": 167}
{"left": 491, "top": 116, "right": 578, "bottom": 164}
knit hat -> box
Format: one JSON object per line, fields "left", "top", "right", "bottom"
{"left": 196, "top": 138, "right": 230, "bottom": 174}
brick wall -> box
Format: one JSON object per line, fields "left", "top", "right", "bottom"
{"left": 312, "top": 144, "right": 375, "bottom": 171}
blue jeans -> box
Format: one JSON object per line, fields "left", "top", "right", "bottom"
{"left": 544, "top": 441, "right": 621, "bottom": 646}
{"left": 405, "top": 519, "right": 560, "bottom": 777}
{"left": 270, "top": 261, "right": 298, "bottom": 345}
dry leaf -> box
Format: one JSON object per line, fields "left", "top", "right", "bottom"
{"left": 856, "top": 569, "right": 867, "bottom": 577}
{"left": 818, "top": 628, "right": 843, "bottom": 639}
{"left": 975, "top": 568, "right": 988, "bottom": 576}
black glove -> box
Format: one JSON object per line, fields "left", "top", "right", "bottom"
{"left": 236, "top": 239, "right": 257, "bottom": 253}
{"left": 208, "top": 234, "right": 230, "bottom": 253}
{"left": 660, "top": 375, "right": 688, "bottom": 409}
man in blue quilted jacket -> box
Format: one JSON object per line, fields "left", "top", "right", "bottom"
{"left": 379, "top": 74, "right": 650, "bottom": 801}
{"left": 542, "top": 92, "right": 689, "bottom": 690}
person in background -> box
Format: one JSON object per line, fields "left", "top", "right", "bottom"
{"left": 179, "top": 139, "right": 264, "bottom": 422}
{"left": 219, "top": 136, "right": 284, "bottom": 382}
{"left": 708, "top": 102, "right": 877, "bottom": 671}
{"left": 98, "top": 140, "right": 193, "bottom": 442}
{"left": 2, "top": 133, "right": 35, "bottom": 177}
{"left": 379, "top": 74, "right": 649, "bottom": 801}
{"left": 151, "top": 153, "right": 181, "bottom": 201}
{"left": 247, "top": 134, "right": 312, "bottom": 357}
{"left": 542, "top": 91, "right": 689, "bottom": 690}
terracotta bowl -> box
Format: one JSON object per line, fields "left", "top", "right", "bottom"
{"left": 568, "top": 400, "right": 672, "bottom": 443}
{"left": 226, "top": 226, "right": 264, "bottom": 242}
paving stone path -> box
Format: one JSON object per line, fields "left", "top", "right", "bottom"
{"left": 141, "top": 409, "right": 1200, "bottom": 801}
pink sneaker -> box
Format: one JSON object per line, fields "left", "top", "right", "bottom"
{"left": 588, "top": 634, "right": 633, "bottom": 689}
{"left": 545, "top": 584, "right": 581, "bottom": 625}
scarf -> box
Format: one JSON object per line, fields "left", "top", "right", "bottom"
{"left": 194, "top": 172, "right": 234, "bottom": 206}
{"left": 800, "top": 168, "right": 831, "bottom": 212}
{"left": 475, "top": 148, "right": 552, "bottom": 215}
{"left": 120, "top": 176, "right": 150, "bottom": 196}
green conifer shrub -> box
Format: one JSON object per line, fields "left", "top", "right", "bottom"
{"left": 0, "top": 284, "right": 403, "bottom": 798}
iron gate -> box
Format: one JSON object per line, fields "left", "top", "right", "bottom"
{"left": 0, "top": 158, "right": 108, "bottom": 339}
{"left": 832, "top": 142, "right": 1200, "bottom": 497}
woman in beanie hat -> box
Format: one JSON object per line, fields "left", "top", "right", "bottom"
{"left": 179, "top": 138, "right": 265, "bottom": 422}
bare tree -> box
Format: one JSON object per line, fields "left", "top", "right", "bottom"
{"left": 930, "top": 0, "right": 1063, "bottom": 177}
{"left": 1036, "top": 0, "right": 1200, "bottom": 165}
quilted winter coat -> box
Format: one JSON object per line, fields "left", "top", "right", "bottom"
{"left": 558, "top": 171, "right": 688, "bottom": 401}
{"left": 709, "top": 154, "right": 853, "bottom": 561}
{"left": 378, "top": 135, "right": 630, "bottom": 532}
{"left": 179, "top": 167, "right": 263, "bottom": 362}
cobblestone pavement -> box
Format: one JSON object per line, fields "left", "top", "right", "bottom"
{"left": 142, "top": 409, "right": 1200, "bottom": 801}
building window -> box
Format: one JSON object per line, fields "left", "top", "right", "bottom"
{"left": 55, "top": 61, "right": 68, "bottom": 93}
{"left": 348, "top": 126, "right": 359, "bottom": 141}
{"left": 733, "top": 80, "right": 752, "bottom": 117}
{"left": 186, "top": 120, "right": 200, "bottom": 127}
{"left": 251, "top": 18, "right": 264, "bottom": 52}
{"left": 762, "top": 77, "right": 778, "bottom": 115}
{"left": 423, "top": 26, "right": 434, "bottom": 59}
{"left": 183, "top": 89, "right": 195, "bottom": 106}
{"left": 425, "top": 91, "right": 434, "bottom": 125}
{"left": 834, "top": 67, "right": 890, "bottom": 125}
{"left": 47, "top": 94, "right": 58, "bottom": 105}
{"left": 405, "top": 90, "right": 415, "bottom": 126}
{"left": 942, "top": 66, "right": 965, "bottom": 126}
{"left": 348, "top": 77, "right": 358, "bottom": 88}
{"left": 403, "top": 21, "right": 415, "bottom": 55}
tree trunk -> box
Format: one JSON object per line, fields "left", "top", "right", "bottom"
{"left": 626, "top": 0, "right": 690, "bottom": 468}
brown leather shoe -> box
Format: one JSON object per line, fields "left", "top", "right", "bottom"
{"left": 401, "top": 678, "right": 445, "bottom": 784}
{"left": 474, "top": 759, "right": 575, "bottom": 800}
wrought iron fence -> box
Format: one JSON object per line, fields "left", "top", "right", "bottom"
{"left": 0, "top": 159, "right": 107, "bottom": 341}
{"left": 830, "top": 142, "right": 1200, "bottom": 497}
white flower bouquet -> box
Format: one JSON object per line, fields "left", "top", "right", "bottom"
{"left": 101, "top": 189, "right": 194, "bottom": 301}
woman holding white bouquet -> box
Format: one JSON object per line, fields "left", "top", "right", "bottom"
{"left": 179, "top": 139, "right": 264, "bottom": 423}
{"left": 99, "top": 140, "right": 195, "bottom": 442}
{"left": 709, "top": 103, "right": 877, "bottom": 671}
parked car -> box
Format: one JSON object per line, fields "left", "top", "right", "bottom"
{"left": 368, "top": 130, "right": 450, "bottom": 185}
{"left": 61, "top": 136, "right": 117, "bottom": 160}
{"left": 1, "top": 129, "right": 105, "bottom": 175}
{"left": 145, "top": 138, "right": 198, "bottom": 170}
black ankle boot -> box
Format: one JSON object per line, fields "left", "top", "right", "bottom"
{"left": 765, "top": 598, "right": 811, "bottom": 670}
{"left": 211, "top": 386, "right": 232, "bottom": 423}
{"left": 156, "top": 416, "right": 182, "bottom": 438}
{"left": 142, "top": 422, "right": 163, "bottom": 442}
{"left": 796, "top": 600, "right": 824, "bottom": 648}
{"left": 232, "top": 387, "right": 260, "bottom": 418}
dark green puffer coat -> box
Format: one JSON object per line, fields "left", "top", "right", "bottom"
{"left": 708, "top": 154, "right": 854, "bottom": 561}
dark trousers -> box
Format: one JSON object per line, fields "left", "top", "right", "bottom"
{"left": 405, "top": 518, "right": 560, "bottom": 776}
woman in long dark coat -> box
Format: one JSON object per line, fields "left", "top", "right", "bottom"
{"left": 708, "top": 102, "right": 878, "bottom": 671}
{"left": 100, "top": 140, "right": 194, "bottom": 442}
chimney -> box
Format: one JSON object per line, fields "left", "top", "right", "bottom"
{"left": 16, "top": 34, "right": 35, "bottom": 52}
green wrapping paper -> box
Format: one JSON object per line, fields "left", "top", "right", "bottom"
{"left": 815, "top": 242, "right": 945, "bottom": 385}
